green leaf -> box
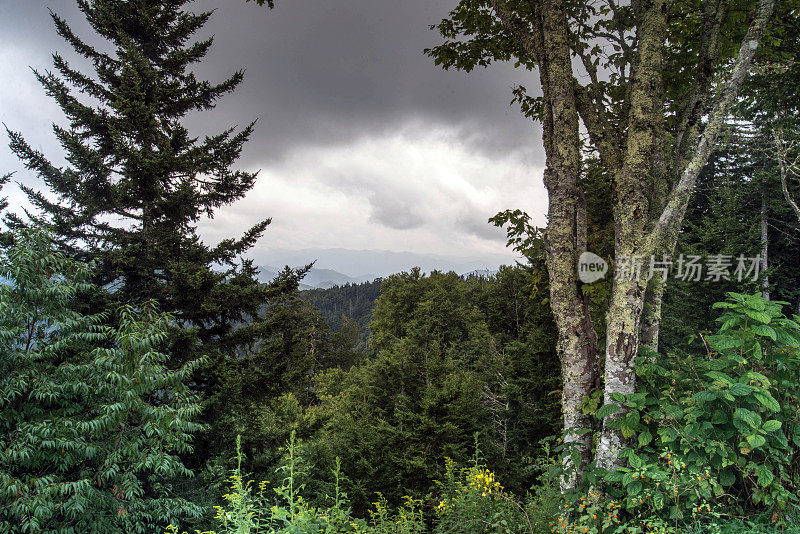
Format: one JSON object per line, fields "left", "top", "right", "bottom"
{"left": 754, "top": 392, "right": 781, "bottom": 413}
{"left": 743, "top": 309, "right": 772, "bottom": 324}
{"left": 762, "top": 420, "right": 782, "bottom": 432}
{"left": 746, "top": 434, "right": 767, "bottom": 448}
{"left": 694, "top": 390, "right": 718, "bottom": 402}
{"left": 659, "top": 428, "right": 678, "bottom": 443}
{"left": 622, "top": 472, "right": 635, "bottom": 486}
{"left": 751, "top": 324, "right": 777, "bottom": 340}
{"left": 755, "top": 464, "right": 774, "bottom": 487}
{"left": 596, "top": 403, "right": 620, "bottom": 419}
{"left": 711, "top": 410, "right": 728, "bottom": 424}
{"left": 638, "top": 431, "right": 653, "bottom": 447}
{"left": 629, "top": 453, "right": 643, "bottom": 470}
{"left": 747, "top": 371, "right": 771, "bottom": 388}
{"left": 734, "top": 408, "right": 762, "bottom": 429}
{"left": 744, "top": 294, "right": 767, "bottom": 311}
{"left": 719, "top": 469, "right": 736, "bottom": 487}
{"left": 663, "top": 404, "right": 684, "bottom": 419}
{"left": 729, "top": 382, "right": 754, "bottom": 396}
{"left": 627, "top": 480, "right": 643, "bottom": 496}
{"left": 705, "top": 371, "right": 733, "bottom": 385}
{"left": 719, "top": 317, "right": 741, "bottom": 331}
{"left": 775, "top": 327, "right": 800, "bottom": 346}
{"left": 706, "top": 335, "right": 739, "bottom": 351}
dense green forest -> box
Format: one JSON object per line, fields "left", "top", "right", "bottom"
{"left": 302, "top": 280, "right": 383, "bottom": 351}
{"left": 1, "top": 1, "right": 800, "bottom": 533}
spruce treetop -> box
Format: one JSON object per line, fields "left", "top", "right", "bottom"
{"left": 6, "top": 0, "right": 272, "bottom": 334}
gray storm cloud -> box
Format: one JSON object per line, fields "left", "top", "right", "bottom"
{"left": 0, "top": 0, "right": 543, "bottom": 163}
{"left": 0, "top": 0, "right": 547, "bottom": 261}
{"left": 457, "top": 210, "right": 508, "bottom": 242}
{"left": 368, "top": 194, "right": 425, "bottom": 231}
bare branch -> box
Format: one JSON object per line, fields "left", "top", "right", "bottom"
{"left": 773, "top": 128, "right": 800, "bottom": 223}
{"left": 645, "top": 0, "right": 776, "bottom": 255}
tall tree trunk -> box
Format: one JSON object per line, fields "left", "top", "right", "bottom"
{"left": 595, "top": 0, "right": 775, "bottom": 472}
{"left": 539, "top": 0, "right": 599, "bottom": 487}
{"left": 546, "top": 171, "right": 599, "bottom": 487}
{"left": 596, "top": 0, "right": 667, "bottom": 471}
{"left": 485, "top": 0, "right": 599, "bottom": 487}
{"left": 483, "top": 0, "right": 774, "bottom": 482}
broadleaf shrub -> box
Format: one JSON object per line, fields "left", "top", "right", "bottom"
{"left": 0, "top": 228, "right": 205, "bottom": 532}
{"left": 561, "top": 292, "right": 800, "bottom": 532}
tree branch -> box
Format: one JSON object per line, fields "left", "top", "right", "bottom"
{"left": 488, "top": 0, "right": 540, "bottom": 63}
{"left": 774, "top": 128, "right": 800, "bottom": 223}
{"left": 575, "top": 82, "right": 622, "bottom": 174}
{"left": 673, "top": 0, "right": 727, "bottom": 157}
{"left": 644, "top": 0, "right": 776, "bottom": 255}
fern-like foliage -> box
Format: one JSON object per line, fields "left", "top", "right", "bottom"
{"left": 0, "top": 227, "right": 204, "bottom": 532}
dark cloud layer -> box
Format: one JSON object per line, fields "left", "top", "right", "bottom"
{"left": 368, "top": 193, "right": 424, "bottom": 230}
{"left": 0, "top": 0, "right": 548, "bottom": 262}
{"left": 1, "top": 0, "right": 543, "bottom": 166}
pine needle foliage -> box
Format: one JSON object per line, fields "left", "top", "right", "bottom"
{"left": 0, "top": 172, "right": 10, "bottom": 215}
{"left": 4, "top": 0, "right": 272, "bottom": 354}
{"left": 0, "top": 228, "right": 204, "bottom": 532}
{"left": 0, "top": 172, "right": 11, "bottom": 246}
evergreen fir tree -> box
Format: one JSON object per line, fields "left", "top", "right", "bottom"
{"left": 4, "top": 0, "right": 273, "bottom": 361}
{"left": 0, "top": 172, "right": 9, "bottom": 215}
{"left": 0, "top": 173, "right": 10, "bottom": 246}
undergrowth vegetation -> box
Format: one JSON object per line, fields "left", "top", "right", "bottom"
{"left": 165, "top": 432, "right": 555, "bottom": 534}
{"left": 166, "top": 292, "right": 800, "bottom": 534}
{"left": 555, "top": 291, "right": 800, "bottom": 533}
{"left": 5, "top": 230, "right": 798, "bottom": 533}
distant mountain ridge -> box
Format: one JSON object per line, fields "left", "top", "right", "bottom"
{"left": 302, "top": 267, "right": 377, "bottom": 288}
{"left": 254, "top": 248, "right": 513, "bottom": 289}
{"left": 255, "top": 248, "right": 514, "bottom": 279}
{"left": 255, "top": 265, "right": 501, "bottom": 290}
{"left": 255, "top": 266, "right": 375, "bottom": 290}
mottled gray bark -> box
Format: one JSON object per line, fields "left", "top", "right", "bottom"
{"left": 595, "top": 0, "right": 667, "bottom": 471}
{"left": 640, "top": 275, "right": 666, "bottom": 352}
{"left": 596, "top": 0, "right": 775, "bottom": 471}
{"left": 540, "top": 0, "right": 599, "bottom": 488}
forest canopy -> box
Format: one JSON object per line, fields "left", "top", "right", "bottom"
{"left": 1, "top": 0, "right": 799, "bottom": 533}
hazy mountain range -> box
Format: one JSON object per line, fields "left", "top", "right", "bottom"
{"left": 255, "top": 248, "right": 514, "bottom": 289}
{"left": 255, "top": 266, "right": 375, "bottom": 290}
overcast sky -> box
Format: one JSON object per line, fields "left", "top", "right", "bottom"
{"left": 0, "top": 0, "right": 548, "bottom": 270}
